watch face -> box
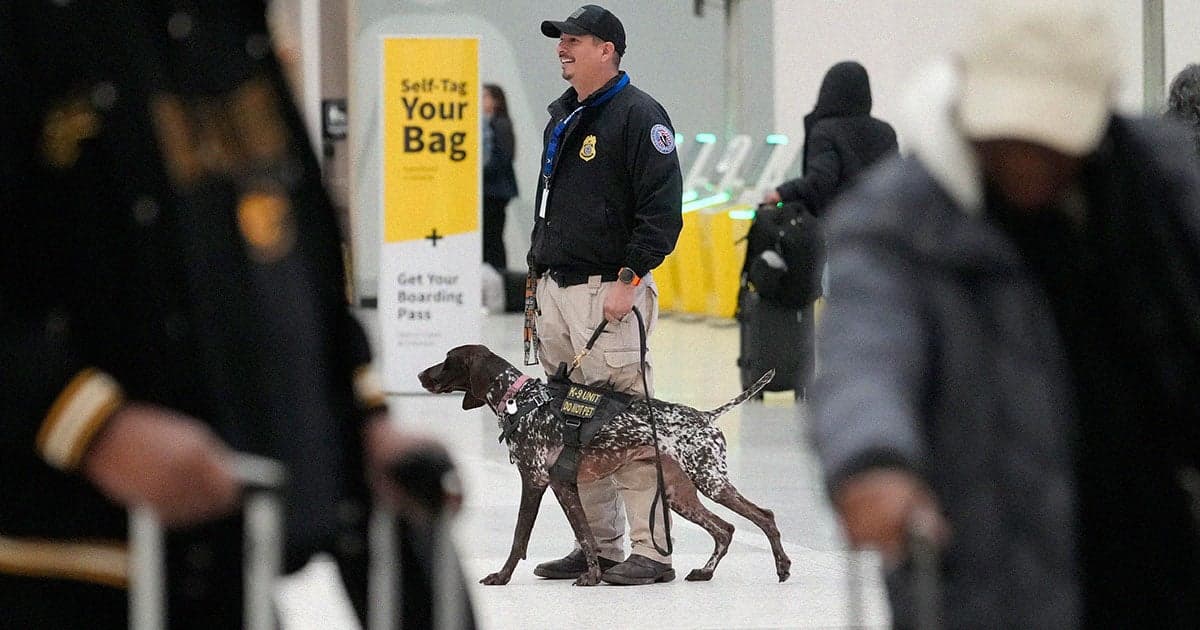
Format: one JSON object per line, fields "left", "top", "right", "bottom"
{"left": 619, "top": 268, "right": 634, "bottom": 283}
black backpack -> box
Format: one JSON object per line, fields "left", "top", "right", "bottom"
{"left": 740, "top": 202, "right": 824, "bottom": 309}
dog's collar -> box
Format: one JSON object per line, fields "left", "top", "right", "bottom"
{"left": 494, "top": 374, "right": 531, "bottom": 416}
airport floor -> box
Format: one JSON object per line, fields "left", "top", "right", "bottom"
{"left": 275, "top": 312, "right": 890, "bottom": 629}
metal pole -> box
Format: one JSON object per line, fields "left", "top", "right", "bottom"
{"left": 723, "top": 0, "right": 743, "bottom": 142}
{"left": 1143, "top": 0, "right": 1166, "bottom": 113}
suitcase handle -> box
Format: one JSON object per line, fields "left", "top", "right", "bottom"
{"left": 129, "top": 453, "right": 287, "bottom": 630}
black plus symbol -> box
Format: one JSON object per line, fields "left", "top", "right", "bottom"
{"left": 425, "top": 228, "right": 442, "bottom": 247}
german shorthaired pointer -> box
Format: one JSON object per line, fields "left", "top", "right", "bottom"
{"left": 418, "top": 344, "right": 791, "bottom": 586}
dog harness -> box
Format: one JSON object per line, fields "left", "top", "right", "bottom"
{"left": 544, "top": 378, "right": 635, "bottom": 482}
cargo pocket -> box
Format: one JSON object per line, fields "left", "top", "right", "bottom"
{"left": 602, "top": 348, "right": 646, "bottom": 394}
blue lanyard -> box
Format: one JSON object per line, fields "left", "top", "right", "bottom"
{"left": 541, "top": 73, "right": 631, "bottom": 183}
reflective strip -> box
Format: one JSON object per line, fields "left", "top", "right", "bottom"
{"left": 354, "top": 364, "right": 387, "bottom": 409}
{"left": 36, "top": 369, "right": 125, "bottom": 471}
{"left": 0, "top": 536, "right": 128, "bottom": 588}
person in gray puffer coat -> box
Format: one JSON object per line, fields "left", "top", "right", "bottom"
{"left": 811, "top": 2, "right": 1200, "bottom": 629}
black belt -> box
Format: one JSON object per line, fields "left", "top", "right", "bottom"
{"left": 546, "top": 269, "right": 618, "bottom": 288}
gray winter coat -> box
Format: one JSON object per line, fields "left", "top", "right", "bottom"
{"left": 811, "top": 63, "right": 1200, "bottom": 629}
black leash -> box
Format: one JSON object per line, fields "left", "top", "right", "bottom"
{"left": 631, "top": 305, "right": 673, "bottom": 557}
{"left": 561, "top": 306, "right": 672, "bottom": 557}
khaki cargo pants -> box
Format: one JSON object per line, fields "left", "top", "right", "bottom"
{"left": 535, "top": 273, "right": 671, "bottom": 564}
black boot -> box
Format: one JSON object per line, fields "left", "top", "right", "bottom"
{"left": 533, "top": 549, "right": 620, "bottom": 579}
{"left": 600, "top": 554, "right": 675, "bottom": 585}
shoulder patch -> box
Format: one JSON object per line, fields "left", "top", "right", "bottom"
{"left": 650, "top": 124, "right": 675, "bottom": 155}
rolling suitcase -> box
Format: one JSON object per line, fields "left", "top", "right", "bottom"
{"left": 736, "top": 287, "right": 815, "bottom": 400}
{"left": 129, "top": 452, "right": 472, "bottom": 630}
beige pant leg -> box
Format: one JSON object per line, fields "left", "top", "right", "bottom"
{"left": 614, "top": 459, "right": 673, "bottom": 563}
{"left": 573, "top": 276, "right": 670, "bottom": 564}
{"left": 535, "top": 275, "right": 625, "bottom": 561}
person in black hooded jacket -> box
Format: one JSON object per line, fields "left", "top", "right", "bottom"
{"left": 763, "top": 61, "right": 898, "bottom": 213}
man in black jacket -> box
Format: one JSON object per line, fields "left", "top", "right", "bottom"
{"left": 527, "top": 5, "right": 683, "bottom": 586}
{"left": 0, "top": 3, "right": 465, "bottom": 628}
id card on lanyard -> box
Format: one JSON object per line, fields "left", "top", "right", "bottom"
{"left": 539, "top": 74, "right": 630, "bottom": 218}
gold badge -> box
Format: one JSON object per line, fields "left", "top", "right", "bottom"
{"left": 237, "top": 190, "right": 295, "bottom": 263}
{"left": 579, "top": 135, "right": 597, "bottom": 161}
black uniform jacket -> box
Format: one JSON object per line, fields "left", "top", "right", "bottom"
{"left": 530, "top": 72, "right": 683, "bottom": 279}
{"left": 0, "top": 2, "right": 384, "bottom": 589}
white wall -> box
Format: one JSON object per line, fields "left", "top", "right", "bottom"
{"left": 771, "top": 1, "right": 1155, "bottom": 160}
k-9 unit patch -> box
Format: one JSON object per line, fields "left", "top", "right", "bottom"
{"left": 580, "top": 134, "right": 597, "bottom": 161}
{"left": 650, "top": 124, "right": 675, "bottom": 155}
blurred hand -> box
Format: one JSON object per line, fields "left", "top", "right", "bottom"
{"left": 82, "top": 402, "right": 240, "bottom": 527}
{"left": 603, "top": 281, "right": 636, "bottom": 323}
{"left": 834, "top": 468, "right": 949, "bottom": 568}
{"left": 761, "top": 190, "right": 782, "bottom": 205}
{"left": 363, "top": 415, "right": 462, "bottom": 523}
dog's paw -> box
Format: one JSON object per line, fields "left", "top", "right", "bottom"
{"left": 685, "top": 568, "right": 714, "bottom": 582}
{"left": 480, "top": 571, "right": 511, "bottom": 585}
{"left": 776, "top": 558, "right": 792, "bottom": 582}
{"left": 573, "top": 568, "right": 602, "bottom": 586}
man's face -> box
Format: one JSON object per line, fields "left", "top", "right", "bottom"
{"left": 975, "top": 140, "right": 1083, "bottom": 211}
{"left": 557, "top": 33, "right": 611, "bottom": 85}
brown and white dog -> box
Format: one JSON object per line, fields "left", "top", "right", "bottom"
{"left": 418, "top": 344, "right": 791, "bottom": 586}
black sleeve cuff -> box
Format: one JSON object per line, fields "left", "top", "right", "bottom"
{"left": 624, "top": 252, "right": 654, "bottom": 279}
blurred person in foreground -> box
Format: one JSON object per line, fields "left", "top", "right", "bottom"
{"left": 0, "top": 3, "right": 469, "bottom": 628}
{"left": 811, "top": 1, "right": 1200, "bottom": 628}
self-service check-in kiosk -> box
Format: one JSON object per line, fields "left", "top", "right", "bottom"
{"left": 658, "top": 134, "right": 756, "bottom": 318}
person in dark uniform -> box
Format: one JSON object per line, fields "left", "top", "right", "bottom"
{"left": 0, "top": 3, "right": 470, "bottom": 628}
{"left": 527, "top": 5, "right": 683, "bottom": 586}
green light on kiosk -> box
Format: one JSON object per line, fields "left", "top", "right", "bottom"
{"left": 766, "top": 134, "right": 789, "bottom": 145}
{"left": 682, "top": 191, "right": 731, "bottom": 213}
{"left": 681, "top": 190, "right": 699, "bottom": 203}
{"left": 675, "top": 133, "right": 684, "bottom": 146}
{"left": 695, "top": 133, "right": 717, "bottom": 144}
{"left": 728, "top": 209, "right": 757, "bottom": 220}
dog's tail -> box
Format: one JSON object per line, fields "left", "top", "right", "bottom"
{"left": 704, "top": 370, "right": 775, "bottom": 421}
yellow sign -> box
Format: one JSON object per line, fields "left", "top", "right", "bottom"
{"left": 382, "top": 38, "right": 479, "bottom": 243}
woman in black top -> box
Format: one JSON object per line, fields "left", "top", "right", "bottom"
{"left": 482, "top": 83, "right": 518, "bottom": 270}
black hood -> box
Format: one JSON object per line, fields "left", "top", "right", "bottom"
{"left": 806, "top": 61, "right": 872, "bottom": 126}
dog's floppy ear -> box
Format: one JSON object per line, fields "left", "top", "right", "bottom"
{"left": 462, "top": 392, "right": 486, "bottom": 410}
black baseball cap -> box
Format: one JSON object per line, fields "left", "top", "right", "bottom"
{"left": 541, "top": 5, "right": 627, "bottom": 56}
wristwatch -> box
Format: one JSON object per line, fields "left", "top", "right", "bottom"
{"left": 617, "top": 267, "right": 641, "bottom": 286}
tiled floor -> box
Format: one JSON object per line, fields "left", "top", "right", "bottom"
{"left": 276, "top": 312, "right": 889, "bottom": 629}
